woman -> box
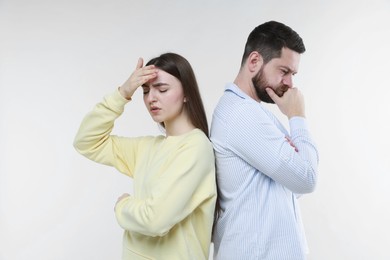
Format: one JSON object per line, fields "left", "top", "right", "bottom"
{"left": 74, "top": 53, "right": 217, "bottom": 259}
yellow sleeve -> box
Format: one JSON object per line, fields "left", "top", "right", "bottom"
{"left": 73, "top": 89, "right": 137, "bottom": 177}
{"left": 114, "top": 134, "right": 216, "bottom": 236}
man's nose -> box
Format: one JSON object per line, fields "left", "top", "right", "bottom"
{"left": 282, "top": 74, "right": 293, "bottom": 88}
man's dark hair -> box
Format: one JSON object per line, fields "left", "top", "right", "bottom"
{"left": 241, "top": 21, "right": 306, "bottom": 66}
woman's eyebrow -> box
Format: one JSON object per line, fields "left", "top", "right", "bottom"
{"left": 151, "top": 82, "right": 169, "bottom": 87}
{"left": 143, "top": 82, "right": 169, "bottom": 89}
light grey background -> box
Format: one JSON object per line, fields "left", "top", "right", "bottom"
{"left": 1, "top": 0, "right": 389, "bottom": 259}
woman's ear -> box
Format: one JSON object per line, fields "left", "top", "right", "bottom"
{"left": 247, "top": 51, "right": 263, "bottom": 73}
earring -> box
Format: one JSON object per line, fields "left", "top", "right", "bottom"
{"left": 184, "top": 97, "right": 187, "bottom": 103}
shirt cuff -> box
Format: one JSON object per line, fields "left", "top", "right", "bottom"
{"left": 289, "top": 116, "right": 308, "bottom": 132}
{"left": 101, "top": 88, "right": 131, "bottom": 115}
{"left": 114, "top": 88, "right": 132, "bottom": 104}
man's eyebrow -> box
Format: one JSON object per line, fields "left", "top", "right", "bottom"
{"left": 281, "top": 66, "right": 297, "bottom": 75}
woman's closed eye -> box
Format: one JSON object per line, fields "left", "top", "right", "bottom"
{"left": 142, "top": 86, "right": 150, "bottom": 94}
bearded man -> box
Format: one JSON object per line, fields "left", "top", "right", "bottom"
{"left": 210, "top": 21, "right": 319, "bottom": 260}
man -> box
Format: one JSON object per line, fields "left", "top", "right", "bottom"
{"left": 211, "top": 21, "right": 319, "bottom": 259}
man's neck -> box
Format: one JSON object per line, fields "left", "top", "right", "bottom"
{"left": 234, "top": 73, "right": 260, "bottom": 102}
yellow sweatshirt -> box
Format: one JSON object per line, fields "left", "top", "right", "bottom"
{"left": 74, "top": 90, "right": 217, "bottom": 260}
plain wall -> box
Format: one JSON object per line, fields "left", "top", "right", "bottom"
{"left": 1, "top": 0, "right": 390, "bottom": 259}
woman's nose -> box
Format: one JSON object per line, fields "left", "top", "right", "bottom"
{"left": 147, "top": 89, "right": 157, "bottom": 103}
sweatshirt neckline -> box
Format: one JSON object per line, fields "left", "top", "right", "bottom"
{"left": 164, "top": 128, "right": 202, "bottom": 140}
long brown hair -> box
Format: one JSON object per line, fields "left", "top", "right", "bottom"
{"left": 146, "top": 53, "right": 221, "bottom": 233}
{"left": 145, "top": 53, "right": 209, "bottom": 137}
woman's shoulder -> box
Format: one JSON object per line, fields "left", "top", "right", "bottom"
{"left": 180, "top": 128, "right": 210, "bottom": 145}
{"left": 184, "top": 129, "right": 213, "bottom": 155}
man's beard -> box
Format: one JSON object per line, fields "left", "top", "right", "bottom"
{"left": 252, "top": 68, "right": 289, "bottom": 103}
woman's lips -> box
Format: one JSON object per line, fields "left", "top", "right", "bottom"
{"left": 150, "top": 106, "right": 160, "bottom": 113}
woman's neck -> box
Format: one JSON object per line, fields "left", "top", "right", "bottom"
{"left": 164, "top": 113, "right": 195, "bottom": 137}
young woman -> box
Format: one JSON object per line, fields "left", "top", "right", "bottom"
{"left": 74, "top": 53, "right": 216, "bottom": 260}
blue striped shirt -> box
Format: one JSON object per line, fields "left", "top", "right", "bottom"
{"left": 210, "top": 83, "right": 319, "bottom": 260}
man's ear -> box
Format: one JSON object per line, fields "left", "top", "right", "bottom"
{"left": 247, "top": 51, "right": 263, "bottom": 73}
